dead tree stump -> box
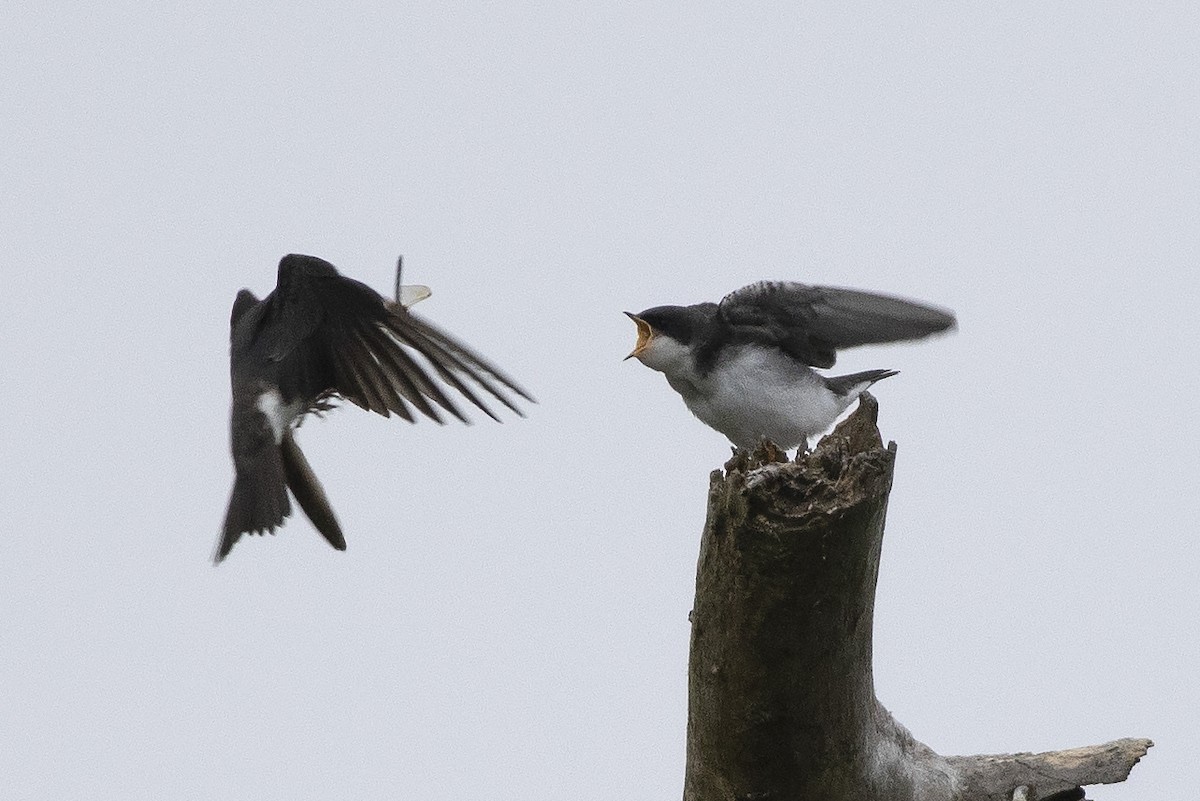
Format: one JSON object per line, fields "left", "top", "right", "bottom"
{"left": 683, "top": 394, "right": 1150, "bottom": 801}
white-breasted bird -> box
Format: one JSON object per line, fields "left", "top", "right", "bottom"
{"left": 625, "top": 281, "right": 955, "bottom": 451}
{"left": 217, "top": 254, "right": 532, "bottom": 563}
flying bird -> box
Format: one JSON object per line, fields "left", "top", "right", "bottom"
{"left": 625, "top": 281, "right": 955, "bottom": 451}
{"left": 216, "top": 253, "right": 532, "bottom": 563}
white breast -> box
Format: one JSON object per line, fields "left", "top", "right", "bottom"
{"left": 255, "top": 388, "right": 304, "bottom": 444}
{"left": 679, "top": 346, "right": 854, "bottom": 450}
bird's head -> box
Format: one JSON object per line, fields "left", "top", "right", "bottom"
{"left": 623, "top": 305, "right": 703, "bottom": 375}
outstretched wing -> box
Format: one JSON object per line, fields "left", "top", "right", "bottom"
{"left": 259, "top": 254, "right": 533, "bottom": 424}
{"left": 718, "top": 281, "right": 956, "bottom": 368}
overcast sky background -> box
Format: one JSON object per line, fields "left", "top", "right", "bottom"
{"left": 3, "top": 3, "right": 1197, "bottom": 800}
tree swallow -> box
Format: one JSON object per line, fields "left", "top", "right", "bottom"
{"left": 217, "top": 253, "right": 532, "bottom": 563}
{"left": 625, "top": 281, "right": 955, "bottom": 451}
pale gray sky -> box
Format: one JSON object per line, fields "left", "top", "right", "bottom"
{"left": 3, "top": 3, "right": 1197, "bottom": 799}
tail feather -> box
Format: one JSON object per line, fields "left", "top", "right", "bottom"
{"left": 823, "top": 369, "right": 899, "bottom": 398}
{"left": 215, "top": 445, "right": 290, "bottom": 564}
{"left": 280, "top": 431, "right": 346, "bottom": 552}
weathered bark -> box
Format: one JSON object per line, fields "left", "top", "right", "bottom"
{"left": 683, "top": 394, "right": 1151, "bottom": 801}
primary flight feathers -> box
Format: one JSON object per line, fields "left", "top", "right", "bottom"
{"left": 217, "top": 254, "right": 532, "bottom": 563}
{"left": 715, "top": 281, "right": 956, "bottom": 369}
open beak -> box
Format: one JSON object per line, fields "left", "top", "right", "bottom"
{"left": 624, "top": 312, "right": 654, "bottom": 360}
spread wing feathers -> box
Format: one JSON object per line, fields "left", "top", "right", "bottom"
{"left": 719, "top": 281, "right": 957, "bottom": 369}
{"left": 380, "top": 311, "right": 534, "bottom": 422}
{"left": 261, "top": 254, "right": 531, "bottom": 425}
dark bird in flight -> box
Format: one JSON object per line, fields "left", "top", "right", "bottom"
{"left": 625, "top": 281, "right": 955, "bottom": 451}
{"left": 216, "top": 254, "right": 532, "bottom": 563}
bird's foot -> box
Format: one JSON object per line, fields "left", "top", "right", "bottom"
{"left": 750, "top": 437, "right": 788, "bottom": 466}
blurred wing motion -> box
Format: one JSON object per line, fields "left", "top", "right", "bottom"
{"left": 717, "top": 281, "right": 956, "bottom": 369}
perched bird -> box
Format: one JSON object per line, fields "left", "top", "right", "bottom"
{"left": 625, "top": 281, "right": 955, "bottom": 451}
{"left": 216, "top": 253, "right": 532, "bottom": 563}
